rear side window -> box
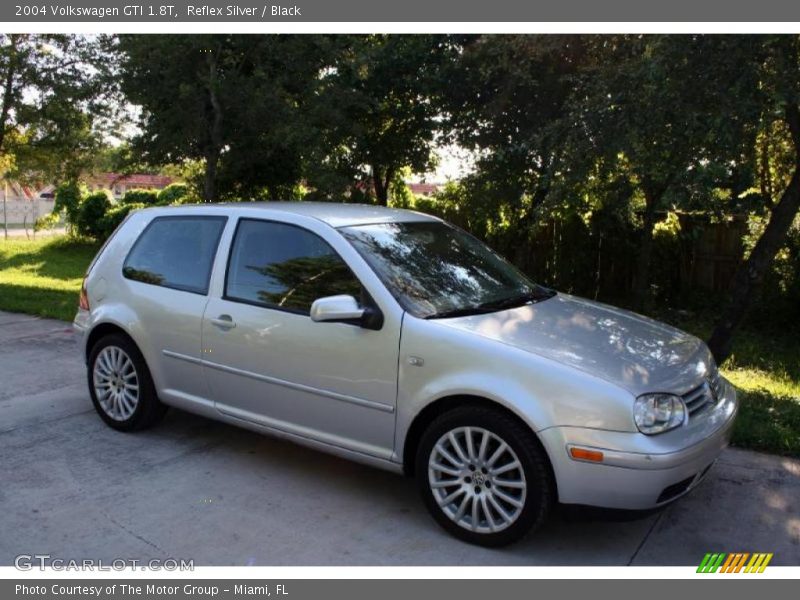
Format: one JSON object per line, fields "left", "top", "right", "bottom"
{"left": 225, "top": 219, "right": 362, "bottom": 314}
{"left": 123, "top": 216, "right": 227, "bottom": 295}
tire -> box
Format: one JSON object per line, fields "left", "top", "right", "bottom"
{"left": 415, "top": 405, "right": 554, "bottom": 547}
{"left": 88, "top": 333, "right": 167, "bottom": 432}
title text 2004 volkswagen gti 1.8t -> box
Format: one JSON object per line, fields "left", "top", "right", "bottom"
{"left": 74, "top": 202, "right": 738, "bottom": 546}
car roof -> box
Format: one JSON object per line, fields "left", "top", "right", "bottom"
{"left": 155, "top": 201, "right": 440, "bottom": 228}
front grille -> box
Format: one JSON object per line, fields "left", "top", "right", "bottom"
{"left": 681, "top": 364, "right": 722, "bottom": 420}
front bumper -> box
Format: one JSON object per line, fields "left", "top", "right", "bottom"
{"left": 540, "top": 378, "right": 739, "bottom": 510}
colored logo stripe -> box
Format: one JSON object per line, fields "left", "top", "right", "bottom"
{"left": 697, "top": 552, "right": 773, "bottom": 573}
{"left": 745, "top": 553, "right": 773, "bottom": 573}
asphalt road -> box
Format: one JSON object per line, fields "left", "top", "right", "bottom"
{"left": 1, "top": 310, "right": 798, "bottom": 566}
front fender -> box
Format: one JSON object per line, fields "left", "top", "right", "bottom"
{"left": 394, "top": 314, "right": 636, "bottom": 465}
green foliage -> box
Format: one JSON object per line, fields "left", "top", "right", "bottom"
{"left": 121, "top": 188, "right": 159, "bottom": 206}
{"left": 652, "top": 211, "right": 682, "bottom": 241}
{"left": 117, "top": 35, "right": 332, "bottom": 201}
{"left": 304, "top": 35, "right": 458, "bottom": 204}
{"left": 34, "top": 212, "right": 62, "bottom": 232}
{"left": 52, "top": 181, "right": 86, "bottom": 230}
{"left": 74, "top": 190, "right": 113, "bottom": 239}
{"left": 387, "top": 170, "right": 416, "bottom": 209}
{"left": 0, "top": 34, "right": 112, "bottom": 184}
{"left": 156, "top": 183, "right": 191, "bottom": 205}
{"left": 99, "top": 202, "right": 146, "bottom": 239}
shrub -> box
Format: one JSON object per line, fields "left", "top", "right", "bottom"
{"left": 121, "top": 188, "right": 159, "bottom": 206}
{"left": 100, "top": 202, "right": 146, "bottom": 239}
{"left": 52, "top": 181, "right": 86, "bottom": 229}
{"left": 156, "top": 183, "right": 190, "bottom": 205}
{"left": 75, "top": 191, "right": 113, "bottom": 239}
{"left": 34, "top": 212, "right": 62, "bottom": 232}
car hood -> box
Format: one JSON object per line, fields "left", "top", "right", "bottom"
{"left": 435, "top": 293, "right": 711, "bottom": 395}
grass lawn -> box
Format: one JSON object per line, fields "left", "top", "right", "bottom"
{"left": 1, "top": 235, "right": 798, "bottom": 457}
{"left": 0, "top": 235, "right": 99, "bottom": 321}
{"left": 662, "top": 312, "right": 800, "bottom": 459}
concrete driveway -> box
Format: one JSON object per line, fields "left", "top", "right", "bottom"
{"left": 1, "top": 310, "right": 798, "bottom": 566}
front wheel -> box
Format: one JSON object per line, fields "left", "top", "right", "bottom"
{"left": 416, "top": 405, "right": 554, "bottom": 547}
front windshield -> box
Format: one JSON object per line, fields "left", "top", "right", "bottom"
{"left": 340, "top": 221, "right": 553, "bottom": 319}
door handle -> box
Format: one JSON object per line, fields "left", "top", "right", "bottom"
{"left": 209, "top": 315, "right": 236, "bottom": 329}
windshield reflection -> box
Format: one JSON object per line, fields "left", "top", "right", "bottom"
{"left": 342, "top": 221, "right": 547, "bottom": 318}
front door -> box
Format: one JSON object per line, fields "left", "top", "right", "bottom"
{"left": 201, "top": 218, "right": 400, "bottom": 459}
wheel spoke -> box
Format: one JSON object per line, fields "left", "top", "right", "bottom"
{"left": 493, "top": 488, "right": 523, "bottom": 509}
{"left": 431, "top": 478, "right": 460, "bottom": 489}
{"left": 435, "top": 442, "right": 464, "bottom": 468}
{"left": 481, "top": 496, "right": 497, "bottom": 532}
{"left": 464, "top": 427, "right": 476, "bottom": 460}
{"left": 121, "top": 390, "right": 136, "bottom": 415}
{"left": 478, "top": 430, "right": 489, "bottom": 461}
{"left": 453, "top": 494, "right": 471, "bottom": 521}
{"left": 447, "top": 432, "right": 469, "bottom": 464}
{"left": 492, "top": 460, "right": 521, "bottom": 476}
{"left": 493, "top": 478, "right": 525, "bottom": 489}
{"left": 437, "top": 488, "right": 465, "bottom": 508}
{"left": 430, "top": 462, "right": 461, "bottom": 477}
{"left": 487, "top": 441, "right": 508, "bottom": 467}
{"left": 470, "top": 495, "right": 480, "bottom": 531}
{"left": 99, "top": 352, "right": 113, "bottom": 375}
{"left": 488, "top": 493, "right": 513, "bottom": 524}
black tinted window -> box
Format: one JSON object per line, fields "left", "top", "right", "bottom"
{"left": 123, "top": 216, "right": 227, "bottom": 295}
{"left": 226, "top": 219, "right": 362, "bottom": 314}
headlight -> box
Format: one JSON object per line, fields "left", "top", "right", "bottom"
{"left": 633, "top": 393, "right": 686, "bottom": 434}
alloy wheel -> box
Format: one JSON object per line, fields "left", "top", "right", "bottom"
{"left": 93, "top": 345, "right": 140, "bottom": 421}
{"left": 428, "top": 426, "right": 527, "bottom": 534}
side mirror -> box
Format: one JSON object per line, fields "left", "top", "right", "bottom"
{"left": 310, "top": 295, "right": 366, "bottom": 324}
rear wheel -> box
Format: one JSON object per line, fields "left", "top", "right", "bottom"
{"left": 416, "top": 405, "right": 553, "bottom": 546}
{"left": 88, "top": 333, "right": 167, "bottom": 431}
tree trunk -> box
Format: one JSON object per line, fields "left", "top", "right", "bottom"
{"left": 202, "top": 48, "right": 223, "bottom": 203}
{"left": 372, "top": 166, "right": 393, "bottom": 206}
{"left": 632, "top": 185, "right": 660, "bottom": 310}
{"left": 0, "top": 34, "right": 20, "bottom": 156}
{"left": 203, "top": 149, "right": 219, "bottom": 204}
{"left": 708, "top": 158, "right": 800, "bottom": 364}
{"left": 708, "top": 103, "right": 800, "bottom": 363}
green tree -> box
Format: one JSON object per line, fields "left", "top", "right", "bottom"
{"left": 116, "top": 34, "right": 330, "bottom": 202}
{"left": 308, "top": 35, "right": 456, "bottom": 205}
{"left": 0, "top": 34, "right": 108, "bottom": 184}
{"left": 707, "top": 36, "right": 800, "bottom": 362}
{"left": 570, "top": 35, "right": 763, "bottom": 309}
{"left": 441, "top": 35, "right": 623, "bottom": 280}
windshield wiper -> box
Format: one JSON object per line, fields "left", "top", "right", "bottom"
{"left": 424, "top": 287, "right": 556, "bottom": 320}
{"left": 478, "top": 287, "right": 556, "bottom": 311}
{"left": 424, "top": 306, "right": 498, "bottom": 320}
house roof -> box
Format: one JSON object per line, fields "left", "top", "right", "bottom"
{"left": 91, "top": 173, "right": 174, "bottom": 188}
{"left": 407, "top": 182, "right": 443, "bottom": 196}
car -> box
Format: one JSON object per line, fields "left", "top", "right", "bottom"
{"left": 73, "top": 202, "right": 738, "bottom": 546}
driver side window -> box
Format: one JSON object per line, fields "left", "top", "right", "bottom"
{"left": 225, "top": 218, "right": 362, "bottom": 314}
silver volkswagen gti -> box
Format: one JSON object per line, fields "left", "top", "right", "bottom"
{"left": 74, "top": 202, "right": 738, "bottom": 546}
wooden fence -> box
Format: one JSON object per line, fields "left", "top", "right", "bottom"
{"left": 503, "top": 213, "right": 748, "bottom": 302}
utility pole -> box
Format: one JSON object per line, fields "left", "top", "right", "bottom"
{"left": 3, "top": 181, "right": 7, "bottom": 240}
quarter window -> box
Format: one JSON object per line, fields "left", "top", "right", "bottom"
{"left": 225, "top": 219, "right": 362, "bottom": 314}
{"left": 123, "top": 216, "right": 227, "bottom": 295}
